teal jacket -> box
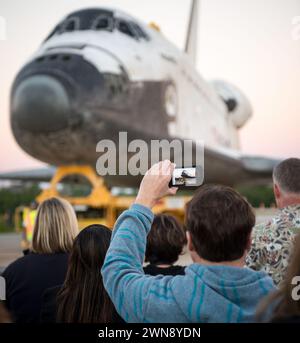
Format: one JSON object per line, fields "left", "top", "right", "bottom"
{"left": 102, "top": 204, "right": 275, "bottom": 323}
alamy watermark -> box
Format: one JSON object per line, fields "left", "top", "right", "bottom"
{"left": 0, "top": 16, "right": 7, "bottom": 41}
{"left": 291, "top": 16, "right": 300, "bottom": 41}
{"left": 95, "top": 132, "right": 204, "bottom": 178}
{"left": 0, "top": 276, "right": 5, "bottom": 301}
{"left": 291, "top": 276, "right": 300, "bottom": 301}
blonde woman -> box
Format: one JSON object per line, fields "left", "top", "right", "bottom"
{"left": 2, "top": 197, "right": 78, "bottom": 323}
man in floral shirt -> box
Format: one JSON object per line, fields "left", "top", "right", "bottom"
{"left": 246, "top": 158, "right": 300, "bottom": 286}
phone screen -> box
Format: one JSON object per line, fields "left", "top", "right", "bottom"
{"left": 170, "top": 166, "right": 203, "bottom": 187}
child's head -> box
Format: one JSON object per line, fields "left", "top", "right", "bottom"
{"left": 145, "top": 214, "right": 186, "bottom": 265}
{"left": 186, "top": 184, "right": 255, "bottom": 263}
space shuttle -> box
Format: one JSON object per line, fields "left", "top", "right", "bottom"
{"left": 1, "top": 0, "right": 278, "bottom": 187}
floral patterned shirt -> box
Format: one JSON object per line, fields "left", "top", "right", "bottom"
{"left": 246, "top": 204, "right": 300, "bottom": 286}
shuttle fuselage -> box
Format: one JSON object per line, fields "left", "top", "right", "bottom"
{"left": 10, "top": 7, "right": 272, "bottom": 187}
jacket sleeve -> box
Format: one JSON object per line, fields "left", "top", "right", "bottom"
{"left": 101, "top": 204, "right": 159, "bottom": 322}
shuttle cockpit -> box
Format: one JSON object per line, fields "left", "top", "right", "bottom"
{"left": 45, "top": 8, "right": 150, "bottom": 42}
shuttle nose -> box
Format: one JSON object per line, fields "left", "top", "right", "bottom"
{"left": 11, "top": 75, "right": 71, "bottom": 133}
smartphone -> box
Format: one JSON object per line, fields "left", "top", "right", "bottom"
{"left": 169, "top": 166, "right": 203, "bottom": 188}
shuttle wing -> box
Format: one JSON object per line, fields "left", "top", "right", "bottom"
{"left": 0, "top": 152, "right": 280, "bottom": 187}
{"left": 241, "top": 155, "right": 280, "bottom": 174}
{"left": 202, "top": 145, "right": 280, "bottom": 186}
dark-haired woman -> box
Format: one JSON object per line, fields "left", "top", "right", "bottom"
{"left": 257, "top": 233, "right": 300, "bottom": 322}
{"left": 144, "top": 214, "right": 186, "bottom": 276}
{"left": 40, "top": 224, "right": 123, "bottom": 323}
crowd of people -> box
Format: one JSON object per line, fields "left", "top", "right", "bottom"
{"left": 0, "top": 157, "right": 300, "bottom": 323}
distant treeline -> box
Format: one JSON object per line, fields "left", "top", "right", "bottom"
{"left": 237, "top": 185, "right": 275, "bottom": 208}
{"left": 0, "top": 183, "right": 275, "bottom": 232}
{"left": 0, "top": 183, "right": 276, "bottom": 213}
{"left": 0, "top": 184, "right": 40, "bottom": 232}
{"left": 0, "top": 184, "right": 40, "bottom": 214}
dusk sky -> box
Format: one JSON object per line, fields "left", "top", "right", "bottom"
{"left": 0, "top": 0, "right": 299, "bottom": 172}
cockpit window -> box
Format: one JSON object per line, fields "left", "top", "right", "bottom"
{"left": 44, "top": 8, "right": 151, "bottom": 42}
{"left": 93, "top": 15, "right": 114, "bottom": 31}
{"left": 117, "top": 20, "right": 136, "bottom": 38}
{"left": 130, "top": 22, "right": 150, "bottom": 40}
{"left": 62, "top": 17, "right": 80, "bottom": 33}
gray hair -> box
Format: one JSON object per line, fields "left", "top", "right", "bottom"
{"left": 273, "top": 158, "right": 300, "bottom": 194}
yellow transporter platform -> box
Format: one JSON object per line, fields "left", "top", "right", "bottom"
{"left": 34, "top": 165, "right": 191, "bottom": 230}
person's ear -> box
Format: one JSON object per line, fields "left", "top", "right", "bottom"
{"left": 274, "top": 183, "right": 281, "bottom": 200}
{"left": 246, "top": 233, "right": 252, "bottom": 252}
{"left": 186, "top": 231, "right": 195, "bottom": 252}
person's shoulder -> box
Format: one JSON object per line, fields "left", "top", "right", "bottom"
{"left": 252, "top": 268, "right": 274, "bottom": 281}
{"left": 50, "top": 252, "right": 69, "bottom": 260}
{"left": 247, "top": 267, "right": 276, "bottom": 290}
{"left": 3, "top": 253, "right": 67, "bottom": 275}
{"left": 253, "top": 219, "right": 274, "bottom": 233}
{"left": 34, "top": 252, "right": 69, "bottom": 263}
{"left": 183, "top": 263, "right": 206, "bottom": 278}
{"left": 253, "top": 211, "right": 298, "bottom": 244}
{"left": 251, "top": 215, "right": 283, "bottom": 242}
{"left": 2, "top": 254, "right": 29, "bottom": 276}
